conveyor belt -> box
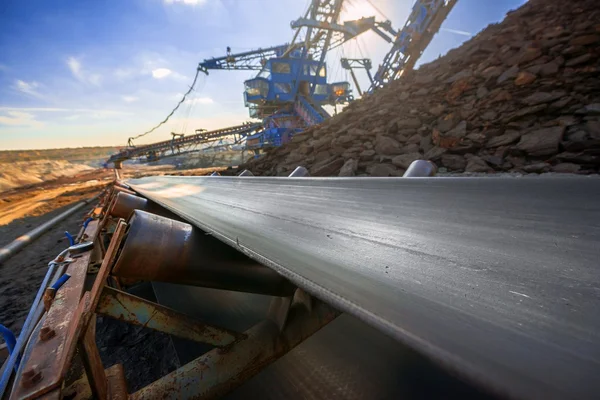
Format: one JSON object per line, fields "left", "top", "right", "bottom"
{"left": 126, "top": 175, "right": 600, "bottom": 400}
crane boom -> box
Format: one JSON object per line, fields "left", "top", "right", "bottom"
{"left": 198, "top": 44, "right": 289, "bottom": 73}
{"left": 369, "top": 0, "right": 458, "bottom": 91}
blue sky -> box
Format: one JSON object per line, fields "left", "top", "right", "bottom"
{"left": 0, "top": 0, "right": 526, "bottom": 150}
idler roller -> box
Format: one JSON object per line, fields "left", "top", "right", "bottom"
{"left": 112, "top": 210, "right": 296, "bottom": 296}
{"left": 109, "top": 192, "right": 181, "bottom": 221}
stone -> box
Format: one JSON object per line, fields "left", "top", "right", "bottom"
{"left": 481, "top": 65, "right": 504, "bottom": 79}
{"left": 424, "top": 146, "right": 447, "bottom": 160}
{"left": 521, "top": 91, "right": 567, "bottom": 106}
{"left": 336, "top": 135, "right": 354, "bottom": 146}
{"left": 286, "top": 151, "right": 306, "bottom": 164}
{"left": 399, "top": 143, "right": 420, "bottom": 154}
{"left": 445, "top": 120, "right": 468, "bottom": 138}
{"left": 420, "top": 134, "right": 433, "bottom": 153}
{"left": 338, "top": 158, "right": 358, "bottom": 177}
{"left": 516, "top": 126, "right": 565, "bottom": 156}
{"left": 565, "top": 53, "right": 592, "bottom": 66}
{"left": 359, "top": 149, "right": 376, "bottom": 160}
{"left": 539, "top": 59, "right": 561, "bottom": 76}
{"left": 314, "top": 150, "right": 332, "bottom": 163}
{"left": 407, "top": 134, "right": 421, "bottom": 144}
{"left": 516, "top": 47, "right": 543, "bottom": 64}
{"left": 497, "top": 65, "right": 519, "bottom": 84}
{"left": 514, "top": 71, "right": 537, "bottom": 86}
{"left": 415, "top": 74, "right": 436, "bottom": 85}
{"left": 429, "top": 104, "right": 446, "bottom": 117}
{"left": 348, "top": 127, "right": 368, "bottom": 136}
{"left": 569, "top": 34, "right": 600, "bottom": 46}
{"left": 310, "top": 158, "right": 345, "bottom": 176}
{"left": 490, "top": 89, "right": 512, "bottom": 103}
{"left": 506, "top": 156, "right": 525, "bottom": 167}
{"left": 522, "top": 163, "right": 551, "bottom": 173}
{"left": 447, "top": 142, "right": 480, "bottom": 155}
{"left": 367, "top": 163, "right": 400, "bottom": 177}
{"left": 481, "top": 111, "right": 497, "bottom": 121}
{"left": 392, "top": 153, "right": 422, "bottom": 169}
{"left": 395, "top": 117, "right": 422, "bottom": 129}
{"left": 586, "top": 121, "right": 600, "bottom": 140}
{"left": 552, "top": 163, "right": 581, "bottom": 173}
{"left": 576, "top": 104, "right": 600, "bottom": 115}
{"left": 446, "top": 69, "right": 473, "bottom": 83}
{"left": 567, "top": 130, "right": 588, "bottom": 142}
{"left": 505, "top": 104, "right": 548, "bottom": 122}
{"left": 441, "top": 154, "right": 466, "bottom": 170}
{"left": 374, "top": 135, "right": 401, "bottom": 155}
{"left": 482, "top": 155, "right": 504, "bottom": 167}
{"left": 292, "top": 133, "right": 310, "bottom": 143}
{"left": 437, "top": 114, "right": 460, "bottom": 132}
{"left": 562, "top": 45, "right": 586, "bottom": 56}
{"left": 476, "top": 86, "right": 489, "bottom": 99}
{"left": 312, "top": 137, "right": 332, "bottom": 150}
{"left": 415, "top": 87, "right": 430, "bottom": 96}
{"left": 486, "top": 130, "right": 522, "bottom": 148}
{"left": 466, "top": 156, "right": 492, "bottom": 172}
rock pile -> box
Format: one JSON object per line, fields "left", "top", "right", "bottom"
{"left": 242, "top": 0, "right": 600, "bottom": 177}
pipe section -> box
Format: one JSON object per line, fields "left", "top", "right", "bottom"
{"left": 0, "top": 194, "right": 100, "bottom": 265}
{"left": 403, "top": 160, "right": 437, "bottom": 177}
{"left": 112, "top": 210, "right": 295, "bottom": 296}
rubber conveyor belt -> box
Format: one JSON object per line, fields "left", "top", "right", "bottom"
{"left": 126, "top": 175, "right": 600, "bottom": 400}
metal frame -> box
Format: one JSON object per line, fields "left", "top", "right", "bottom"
{"left": 108, "top": 123, "right": 261, "bottom": 166}
{"left": 2, "top": 170, "right": 340, "bottom": 399}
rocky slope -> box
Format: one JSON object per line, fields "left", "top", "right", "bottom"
{"left": 243, "top": 0, "right": 600, "bottom": 177}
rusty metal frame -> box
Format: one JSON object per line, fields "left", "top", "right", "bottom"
{"left": 130, "top": 296, "right": 339, "bottom": 400}
{"left": 96, "top": 286, "right": 245, "bottom": 347}
{"left": 6, "top": 172, "right": 343, "bottom": 400}
{"left": 10, "top": 220, "right": 100, "bottom": 399}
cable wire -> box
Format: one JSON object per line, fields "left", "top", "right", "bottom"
{"left": 364, "top": 0, "right": 390, "bottom": 20}
{"left": 128, "top": 67, "right": 202, "bottom": 144}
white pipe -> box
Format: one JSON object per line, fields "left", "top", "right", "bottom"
{"left": 0, "top": 194, "right": 100, "bottom": 265}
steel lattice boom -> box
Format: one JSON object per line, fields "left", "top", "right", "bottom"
{"left": 107, "top": 123, "right": 261, "bottom": 167}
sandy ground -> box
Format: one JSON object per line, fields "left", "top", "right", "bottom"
{"left": 0, "top": 160, "right": 94, "bottom": 192}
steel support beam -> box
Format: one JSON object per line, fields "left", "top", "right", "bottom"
{"left": 130, "top": 298, "right": 339, "bottom": 400}
{"left": 97, "top": 286, "right": 244, "bottom": 347}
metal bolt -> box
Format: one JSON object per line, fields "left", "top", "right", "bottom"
{"left": 21, "top": 367, "right": 43, "bottom": 388}
{"left": 39, "top": 326, "right": 56, "bottom": 341}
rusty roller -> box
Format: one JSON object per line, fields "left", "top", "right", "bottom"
{"left": 112, "top": 185, "right": 137, "bottom": 196}
{"left": 112, "top": 210, "right": 296, "bottom": 296}
{"left": 108, "top": 192, "right": 183, "bottom": 221}
{"left": 109, "top": 192, "right": 149, "bottom": 219}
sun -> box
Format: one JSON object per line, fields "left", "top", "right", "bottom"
{"left": 339, "top": 0, "right": 379, "bottom": 21}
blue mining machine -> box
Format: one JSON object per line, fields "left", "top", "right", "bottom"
{"left": 107, "top": 0, "right": 456, "bottom": 165}
{"left": 197, "top": 0, "right": 458, "bottom": 155}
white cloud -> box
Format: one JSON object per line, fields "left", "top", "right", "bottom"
{"left": 187, "top": 97, "right": 214, "bottom": 105}
{"left": 67, "top": 57, "right": 82, "bottom": 78}
{"left": 114, "top": 67, "right": 136, "bottom": 79}
{"left": 441, "top": 28, "right": 473, "bottom": 37}
{"left": 122, "top": 96, "right": 139, "bottom": 103}
{"left": 67, "top": 56, "right": 102, "bottom": 85}
{"left": 152, "top": 68, "right": 173, "bottom": 79}
{"left": 0, "top": 111, "right": 44, "bottom": 128}
{"left": 164, "top": 0, "right": 208, "bottom": 5}
{"left": 12, "top": 80, "right": 45, "bottom": 99}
